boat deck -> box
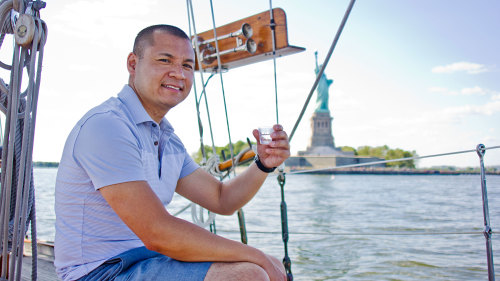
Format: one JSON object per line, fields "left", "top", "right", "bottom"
{"left": 21, "top": 256, "right": 57, "bottom": 281}
{"left": 22, "top": 241, "right": 58, "bottom": 281}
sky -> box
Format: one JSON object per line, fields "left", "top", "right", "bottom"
{"left": 3, "top": 0, "right": 499, "bottom": 168}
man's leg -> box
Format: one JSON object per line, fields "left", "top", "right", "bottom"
{"left": 204, "top": 255, "right": 285, "bottom": 281}
{"left": 204, "top": 262, "right": 269, "bottom": 281}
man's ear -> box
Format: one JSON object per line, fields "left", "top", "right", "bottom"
{"left": 127, "top": 52, "right": 137, "bottom": 75}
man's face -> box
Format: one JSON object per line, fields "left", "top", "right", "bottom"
{"left": 128, "top": 31, "right": 195, "bottom": 121}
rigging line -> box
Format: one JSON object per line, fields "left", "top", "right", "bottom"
{"left": 288, "top": 0, "right": 356, "bottom": 143}
{"left": 22, "top": 22, "right": 47, "bottom": 281}
{"left": 187, "top": 0, "right": 217, "bottom": 157}
{"left": 288, "top": 145, "right": 500, "bottom": 175}
{"left": 214, "top": 229, "right": 489, "bottom": 236}
{"left": 14, "top": 22, "right": 45, "bottom": 279}
{"left": 185, "top": 1, "right": 207, "bottom": 160}
{"left": 268, "top": 0, "right": 279, "bottom": 124}
{"left": 0, "top": 43, "right": 24, "bottom": 278}
{"left": 476, "top": 144, "right": 495, "bottom": 281}
{"left": 267, "top": 3, "right": 292, "bottom": 280}
{"left": 185, "top": 2, "right": 219, "bottom": 233}
{"left": 185, "top": 0, "right": 205, "bottom": 158}
{"left": 197, "top": 72, "right": 215, "bottom": 105}
{"left": 208, "top": 0, "right": 235, "bottom": 174}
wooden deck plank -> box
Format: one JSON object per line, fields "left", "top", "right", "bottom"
{"left": 22, "top": 241, "right": 58, "bottom": 281}
{"left": 22, "top": 256, "right": 58, "bottom": 281}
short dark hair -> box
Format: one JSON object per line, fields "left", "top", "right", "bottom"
{"left": 133, "top": 24, "right": 190, "bottom": 58}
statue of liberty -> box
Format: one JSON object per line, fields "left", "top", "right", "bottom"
{"left": 314, "top": 51, "right": 333, "bottom": 112}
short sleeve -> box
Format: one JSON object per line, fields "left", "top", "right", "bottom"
{"left": 73, "top": 112, "right": 146, "bottom": 189}
{"left": 179, "top": 152, "right": 200, "bottom": 179}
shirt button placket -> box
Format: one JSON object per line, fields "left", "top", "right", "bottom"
{"left": 152, "top": 123, "right": 159, "bottom": 146}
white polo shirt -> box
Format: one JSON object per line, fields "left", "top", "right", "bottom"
{"left": 54, "top": 85, "right": 199, "bottom": 281}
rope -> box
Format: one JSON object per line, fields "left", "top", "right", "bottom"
{"left": 0, "top": 3, "right": 47, "bottom": 280}
{"left": 190, "top": 203, "right": 216, "bottom": 229}
{"left": 186, "top": 0, "right": 217, "bottom": 159}
{"left": 0, "top": 39, "right": 24, "bottom": 280}
{"left": 186, "top": 0, "right": 235, "bottom": 234}
{"left": 0, "top": 0, "right": 13, "bottom": 34}
{"left": 207, "top": 0, "right": 236, "bottom": 175}
{"left": 0, "top": 0, "right": 15, "bottom": 71}
{"left": 288, "top": 145, "right": 500, "bottom": 175}
{"left": 268, "top": 0, "right": 279, "bottom": 124}
{"left": 182, "top": 154, "right": 221, "bottom": 229}
{"left": 214, "top": 229, "right": 491, "bottom": 236}
{"left": 196, "top": 73, "right": 214, "bottom": 106}
{"left": 289, "top": 0, "right": 356, "bottom": 143}
{"left": 201, "top": 155, "right": 224, "bottom": 178}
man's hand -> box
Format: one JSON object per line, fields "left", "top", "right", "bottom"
{"left": 252, "top": 124, "right": 290, "bottom": 169}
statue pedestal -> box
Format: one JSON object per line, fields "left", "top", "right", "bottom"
{"left": 307, "top": 111, "right": 335, "bottom": 150}
{"left": 298, "top": 110, "right": 351, "bottom": 157}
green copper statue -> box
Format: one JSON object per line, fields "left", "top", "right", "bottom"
{"left": 315, "top": 51, "right": 333, "bottom": 112}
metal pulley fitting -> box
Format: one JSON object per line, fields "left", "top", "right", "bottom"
{"left": 14, "top": 13, "right": 35, "bottom": 47}
{"left": 13, "top": 0, "right": 23, "bottom": 12}
{"left": 476, "top": 143, "right": 486, "bottom": 157}
{"left": 14, "top": 0, "right": 47, "bottom": 13}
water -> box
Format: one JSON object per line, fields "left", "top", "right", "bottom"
{"left": 33, "top": 168, "right": 500, "bottom": 280}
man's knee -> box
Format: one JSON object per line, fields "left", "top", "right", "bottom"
{"left": 204, "top": 262, "right": 269, "bottom": 281}
{"left": 267, "top": 255, "right": 284, "bottom": 270}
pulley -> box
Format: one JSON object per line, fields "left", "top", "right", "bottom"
{"left": 14, "top": 13, "right": 35, "bottom": 48}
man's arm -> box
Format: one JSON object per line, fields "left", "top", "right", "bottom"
{"left": 175, "top": 124, "right": 290, "bottom": 215}
{"left": 99, "top": 181, "right": 285, "bottom": 280}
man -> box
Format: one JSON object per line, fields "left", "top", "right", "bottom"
{"left": 54, "top": 24, "right": 289, "bottom": 281}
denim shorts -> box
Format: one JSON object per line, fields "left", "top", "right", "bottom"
{"left": 77, "top": 246, "right": 212, "bottom": 281}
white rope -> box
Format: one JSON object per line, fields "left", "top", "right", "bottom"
{"left": 201, "top": 154, "right": 224, "bottom": 178}
{"left": 190, "top": 203, "right": 216, "bottom": 229}
{"left": 181, "top": 155, "right": 221, "bottom": 228}
{"left": 186, "top": 146, "right": 255, "bottom": 228}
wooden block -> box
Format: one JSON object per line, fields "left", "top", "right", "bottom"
{"left": 193, "top": 8, "right": 305, "bottom": 72}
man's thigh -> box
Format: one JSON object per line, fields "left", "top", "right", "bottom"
{"left": 115, "top": 255, "right": 212, "bottom": 281}
{"left": 204, "top": 262, "right": 269, "bottom": 281}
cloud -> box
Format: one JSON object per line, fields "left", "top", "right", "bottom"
{"left": 461, "top": 86, "right": 487, "bottom": 95}
{"left": 431, "top": 62, "right": 488, "bottom": 74}
{"left": 428, "top": 86, "right": 458, "bottom": 95}
{"left": 443, "top": 100, "right": 500, "bottom": 117}
{"left": 429, "top": 86, "right": 498, "bottom": 97}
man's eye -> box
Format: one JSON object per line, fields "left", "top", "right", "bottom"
{"left": 159, "top": 58, "right": 170, "bottom": 63}
{"left": 184, "top": 64, "right": 194, "bottom": 70}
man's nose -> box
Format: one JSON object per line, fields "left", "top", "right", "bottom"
{"left": 169, "top": 65, "right": 186, "bottom": 79}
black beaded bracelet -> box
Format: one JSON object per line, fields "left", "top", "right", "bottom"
{"left": 254, "top": 155, "right": 276, "bottom": 173}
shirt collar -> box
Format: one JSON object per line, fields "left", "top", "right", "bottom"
{"left": 117, "top": 85, "right": 174, "bottom": 133}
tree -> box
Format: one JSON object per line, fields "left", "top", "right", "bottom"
{"left": 340, "top": 146, "right": 357, "bottom": 155}
{"left": 385, "top": 148, "right": 416, "bottom": 168}
{"left": 355, "top": 145, "right": 417, "bottom": 168}
{"left": 192, "top": 140, "right": 254, "bottom": 164}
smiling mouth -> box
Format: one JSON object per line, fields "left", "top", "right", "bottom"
{"left": 163, "top": 84, "right": 182, "bottom": 91}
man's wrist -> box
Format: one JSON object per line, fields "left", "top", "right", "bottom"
{"left": 254, "top": 155, "right": 276, "bottom": 173}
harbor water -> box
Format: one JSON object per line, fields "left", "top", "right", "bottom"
{"left": 34, "top": 167, "right": 499, "bottom": 280}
